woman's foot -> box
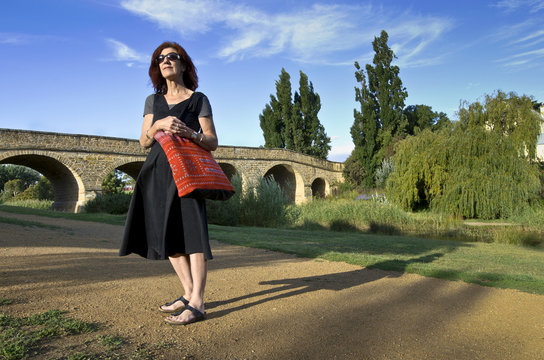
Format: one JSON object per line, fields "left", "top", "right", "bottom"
{"left": 158, "top": 296, "right": 189, "bottom": 313}
{"left": 164, "top": 304, "right": 206, "bottom": 325}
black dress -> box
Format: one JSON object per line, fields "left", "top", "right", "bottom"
{"left": 119, "top": 92, "right": 213, "bottom": 260}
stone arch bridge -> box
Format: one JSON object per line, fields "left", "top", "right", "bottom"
{"left": 0, "top": 129, "right": 344, "bottom": 212}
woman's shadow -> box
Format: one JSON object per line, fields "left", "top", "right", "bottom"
{"left": 207, "top": 253, "right": 444, "bottom": 319}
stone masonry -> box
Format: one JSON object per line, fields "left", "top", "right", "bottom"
{"left": 0, "top": 129, "right": 344, "bottom": 212}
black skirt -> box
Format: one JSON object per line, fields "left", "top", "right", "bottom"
{"left": 119, "top": 141, "right": 212, "bottom": 260}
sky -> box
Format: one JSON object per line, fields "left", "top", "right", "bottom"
{"left": 1, "top": 0, "right": 543, "bottom": 162}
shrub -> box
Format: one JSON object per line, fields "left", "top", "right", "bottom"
{"left": 375, "top": 157, "right": 394, "bottom": 188}
{"left": 84, "top": 193, "right": 132, "bottom": 214}
{"left": 288, "top": 197, "right": 412, "bottom": 233}
{"left": 207, "top": 174, "right": 290, "bottom": 227}
{"left": 206, "top": 173, "right": 243, "bottom": 226}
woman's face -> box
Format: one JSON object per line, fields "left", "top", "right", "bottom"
{"left": 158, "top": 47, "right": 184, "bottom": 80}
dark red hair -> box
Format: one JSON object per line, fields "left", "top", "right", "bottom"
{"left": 148, "top": 41, "right": 198, "bottom": 94}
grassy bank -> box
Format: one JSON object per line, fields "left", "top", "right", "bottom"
{"left": 210, "top": 225, "right": 544, "bottom": 295}
{"left": 0, "top": 205, "right": 127, "bottom": 226}
{"left": 1, "top": 204, "right": 543, "bottom": 294}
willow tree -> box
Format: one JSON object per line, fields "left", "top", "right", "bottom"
{"left": 387, "top": 91, "right": 542, "bottom": 219}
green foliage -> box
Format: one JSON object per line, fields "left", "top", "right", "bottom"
{"left": 260, "top": 68, "right": 331, "bottom": 159}
{"left": 403, "top": 104, "right": 451, "bottom": 135}
{"left": 97, "top": 334, "right": 124, "bottom": 351}
{"left": 350, "top": 30, "right": 408, "bottom": 187}
{"left": 36, "top": 177, "right": 54, "bottom": 200}
{"left": 205, "top": 173, "right": 243, "bottom": 226}
{"left": 1, "top": 199, "right": 53, "bottom": 210}
{"left": 102, "top": 170, "right": 124, "bottom": 194}
{"left": 3, "top": 177, "right": 53, "bottom": 203}
{"left": 292, "top": 71, "right": 331, "bottom": 158}
{"left": 458, "top": 90, "right": 542, "bottom": 160}
{"left": 84, "top": 193, "right": 132, "bottom": 214}
{"left": 0, "top": 165, "right": 41, "bottom": 192}
{"left": 288, "top": 197, "right": 412, "bottom": 233}
{"left": 387, "top": 90, "right": 542, "bottom": 219}
{"left": 13, "top": 182, "right": 39, "bottom": 200}
{"left": 206, "top": 174, "right": 290, "bottom": 227}
{"left": 2, "top": 179, "right": 25, "bottom": 199}
{"left": 375, "top": 157, "right": 395, "bottom": 188}
{"left": 342, "top": 150, "right": 367, "bottom": 189}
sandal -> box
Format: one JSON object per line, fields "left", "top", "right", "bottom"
{"left": 158, "top": 296, "right": 189, "bottom": 313}
{"left": 164, "top": 304, "right": 206, "bottom": 325}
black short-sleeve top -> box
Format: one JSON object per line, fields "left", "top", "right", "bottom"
{"left": 144, "top": 93, "right": 212, "bottom": 118}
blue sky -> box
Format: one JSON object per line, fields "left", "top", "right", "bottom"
{"left": 1, "top": 0, "right": 543, "bottom": 162}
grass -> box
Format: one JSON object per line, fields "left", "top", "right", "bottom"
{"left": 0, "top": 309, "right": 98, "bottom": 360}
{"left": 0, "top": 305, "right": 161, "bottom": 360}
{"left": 2, "top": 203, "right": 543, "bottom": 294}
{"left": 209, "top": 224, "right": 544, "bottom": 295}
{"left": 0, "top": 215, "right": 65, "bottom": 230}
{"left": 1, "top": 199, "right": 53, "bottom": 210}
{"left": 0, "top": 205, "right": 127, "bottom": 226}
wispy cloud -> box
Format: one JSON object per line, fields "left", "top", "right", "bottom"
{"left": 492, "top": 0, "right": 544, "bottom": 12}
{"left": 0, "top": 32, "right": 63, "bottom": 45}
{"left": 105, "top": 38, "right": 148, "bottom": 67}
{"left": 120, "top": 0, "right": 452, "bottom": 67}
{"left": 491, "top": 4, "right": 544, "bottom": 69}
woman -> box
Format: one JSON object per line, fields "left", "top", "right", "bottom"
{"left": 120, "top": 41, "right": 218, "bottom": 325}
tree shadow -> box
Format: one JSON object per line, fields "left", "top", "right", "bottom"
{"left": 206, "top": 252, "right": 444, "bottom": 319}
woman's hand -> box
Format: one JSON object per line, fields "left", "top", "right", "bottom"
{"left": 155, "top": 116, "right": 196, "bottom": 138}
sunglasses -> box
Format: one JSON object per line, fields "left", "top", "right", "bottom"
{"left": 155, "top": 52, "right": 181, "bottom": 64}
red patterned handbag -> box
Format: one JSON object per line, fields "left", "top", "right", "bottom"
{"left": 153, "top": 130, "right": 235, "bottom": 200}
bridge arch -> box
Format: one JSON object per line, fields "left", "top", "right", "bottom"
{"left": 311, "top": 177, "right": 328, "bottom": 198}
{"left": 98, "top": 159, "right": 145, "bottom": 190}
{"left": 0, "top": 151, "right": 85, "bottom": 212}
{"left": 218, "top": 162, "right": 237, "bottom": 180}
{"left": 263, "top": 163, "right": 305, "bottom": 203}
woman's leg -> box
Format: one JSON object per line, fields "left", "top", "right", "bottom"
{"left": 188, "top": 252, "right": 207, "bottom": 310}
{"left": 160, "top": 254, "right": 193, "bottom": 312}
{"left": 166, "top": 253, "right": 207, "bottom": 323}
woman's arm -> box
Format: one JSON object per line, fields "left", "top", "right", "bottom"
{"left": 139, "top": 114, "right": 186, "bottom": 148}
{"left": 139, "top": 114, "right": 155, "bottom": 148}
{"left": 196, "top": 116, "right": 218, "bottom": 151}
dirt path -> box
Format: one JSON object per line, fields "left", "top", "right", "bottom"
{"left": 1, "top": 210, "right": 543, "bottom": 360}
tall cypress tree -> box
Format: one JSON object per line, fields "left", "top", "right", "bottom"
{"left": 293, "top": 71, "right": 331, "bottom": 158}
{"left": 260, "top": 69, "right": 293, "bottom": 149}
{"left": 260, "top": 69, "right": 330, "bottom": 159}
{"left": 348, "top": 30, "right": 407, "bottom": 187}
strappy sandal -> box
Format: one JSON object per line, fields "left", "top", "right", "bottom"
{"left": 164, "top": 304, "right": 206, "bottom": 325}
{"left": 158, "top": 296, "right": 189, "bottom": 313}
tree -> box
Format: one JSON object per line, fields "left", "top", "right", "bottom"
{"left": 0, "top": 165, "right": 41, "bottom": 191}
{"left": 102, "top": 170, "right": 124, "bottom": 194}
{"left": 293, "top": 71, "right": 331, "bottom": 158}
{"left": 260, "top": 68, "right": 292, "bottom": 149}
{"left": 458, "top": 90, "right": 542, "bottom": 160}
{"left": 3, "top": 179, "right": 25, "bottom": 198}
{"left": 260, "top": 69, "right": 331, "bottom": 159}
{"left": 387, "top": 91, "right": 542, "bottom": 219}
{"left": 348, "top": 30, "right": 408, "bottom": 187}
{"left": 403, "top": 105, "right": 451, "bottom": 135}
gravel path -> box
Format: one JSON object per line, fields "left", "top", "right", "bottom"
{"left": 1, "top": 210, "right": 543, "bottom": 359}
